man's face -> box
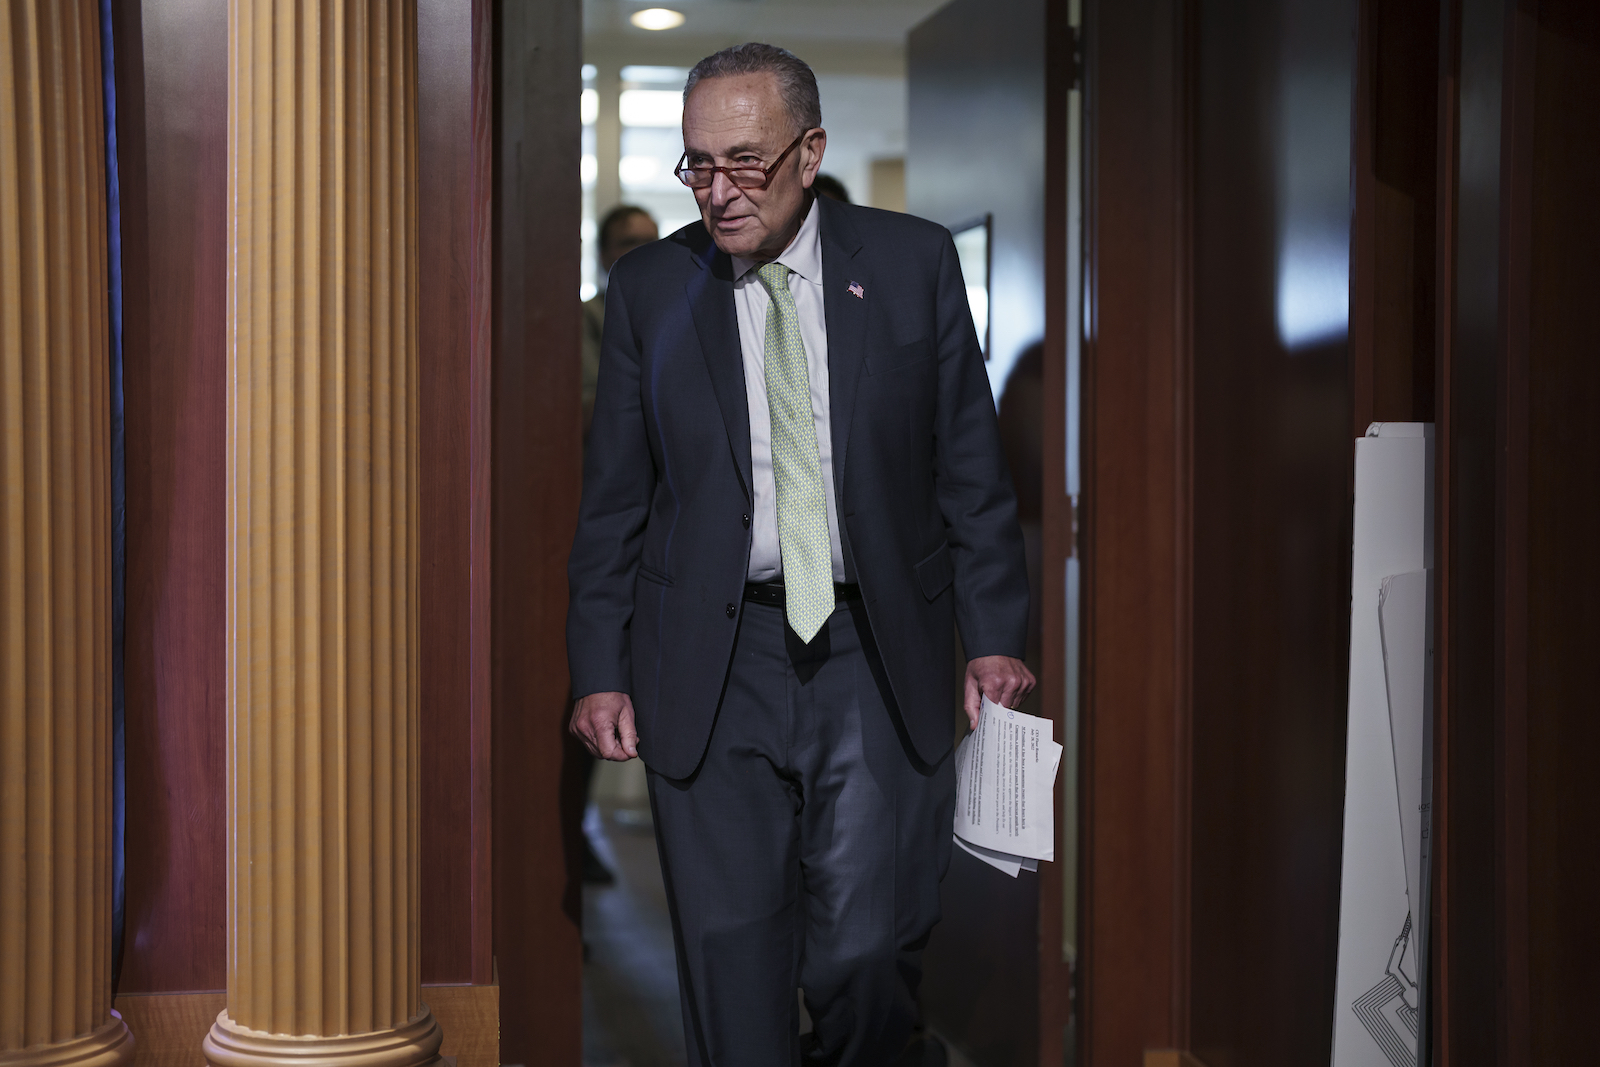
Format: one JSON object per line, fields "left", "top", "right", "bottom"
{"left": 600, "top": 212, "right": 659, "bottom": 274}
{"left": 681, "top": 72, "right": 825, "bottom": 260}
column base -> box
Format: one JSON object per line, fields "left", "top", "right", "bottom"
{"left": 201, "top": 1009, "right": 442, "bottom": 1067}
{"left": 0, "top": 1013, "right": 135, "bottom": 1067}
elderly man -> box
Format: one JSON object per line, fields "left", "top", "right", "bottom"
{"left": 567, "top": 43, "right": 1032, "bottom": 1065}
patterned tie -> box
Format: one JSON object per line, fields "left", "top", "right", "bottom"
{"left": 755, "top": 262, "right": 835, "bottom": 643}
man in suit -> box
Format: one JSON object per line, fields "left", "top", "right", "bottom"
{"left": 572, "top": 204, "right": 660, "bottom": 890}
{"left": 582, "top": 204, "right": 659, "bottom": 439}
{"left": 568, "top": 42, "right": 1033, "bottom": 1066}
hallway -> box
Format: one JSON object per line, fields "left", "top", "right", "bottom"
{"left": 582, "top": 804, "right": 685, "bottom": 1067}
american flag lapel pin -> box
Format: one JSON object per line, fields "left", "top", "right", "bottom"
{"left": 847, "top": 280, "right": 865, "bottom": 299}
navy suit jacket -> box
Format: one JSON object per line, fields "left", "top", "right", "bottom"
{"left": 566, "top": 196, "right": 1029, "bottom": 779}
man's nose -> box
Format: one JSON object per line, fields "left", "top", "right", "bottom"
{"left": 709, "top": 170, "right": 742, "bottom": 208}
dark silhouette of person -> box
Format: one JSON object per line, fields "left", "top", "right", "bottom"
{"left": 810, "top": 172, "right": 851, "bottom": 203}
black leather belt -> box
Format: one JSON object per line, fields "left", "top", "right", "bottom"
{"left": 743, "top": 580, "right": 862, "bottom": 608}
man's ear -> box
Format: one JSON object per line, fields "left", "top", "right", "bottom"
{"left": 800, "top": 128, "right": 827, "bottom": 185}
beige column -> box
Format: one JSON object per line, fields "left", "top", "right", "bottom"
{"left": 0, "top": 3, "right": 134, "bottom": 1067}
{"left": 203, "top": 4, "right": 438, "bottom": 1067}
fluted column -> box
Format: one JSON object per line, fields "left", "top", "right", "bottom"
{"left": 203, "top": 4, "right": 437, "bottom": 1067}
{"left": 0, "top": 3, "right": 134, "bottom": 1067}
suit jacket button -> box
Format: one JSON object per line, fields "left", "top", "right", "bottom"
{"left": 725, "top": 602, "right": 737, "bottom": 618}
{"left": 741, "top": 513, "right": 750, "bottom": 528}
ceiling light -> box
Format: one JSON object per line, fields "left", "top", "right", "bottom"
{"left": 630, "top": 8, "right": 686, "bottom": 31}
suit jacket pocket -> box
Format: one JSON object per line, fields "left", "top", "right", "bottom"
{"left": 867, "top": 337, "right": 933, "bottom": 376}
{"left": 914, "top": 541, "right": 954, "bottom": 601}
{"left": 636, "top": 562, "right": 674, "bottom": 587}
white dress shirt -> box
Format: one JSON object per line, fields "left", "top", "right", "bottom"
{"left": 730, "top": 198, "right": 847, "bottom": 583}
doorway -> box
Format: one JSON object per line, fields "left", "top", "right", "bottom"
{"left": 571, "top": 3, "right": 1081, "bottom": 1064}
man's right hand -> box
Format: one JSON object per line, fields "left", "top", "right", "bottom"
{"left": 570, "top": 691, "right": 640, "bottom": 761}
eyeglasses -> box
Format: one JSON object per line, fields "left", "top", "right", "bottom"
{"left": 674, "top": 131, "right": 813, "bottom": 190}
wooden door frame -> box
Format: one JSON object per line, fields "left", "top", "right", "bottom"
{"left": 485, "top": 0, "right": 586, "bottom": 1062}
{"left": 1073, "top": 0, "right": 1196, "bottom": 1062}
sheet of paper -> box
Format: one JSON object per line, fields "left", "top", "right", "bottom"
{"left": 953, "top": 696, "right": 1062, "bottom": 863}
{"left": 954, "top": 834, "right": 1023, "bottom": 877}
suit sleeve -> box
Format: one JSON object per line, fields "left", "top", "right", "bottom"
{"left": 567, "top": 269, "right": 655, "bottom": 698}
{"left": 931, "top": 229, "right": 1031, "bottom": 661}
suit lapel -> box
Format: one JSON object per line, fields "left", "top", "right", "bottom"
{"left": 819, "top": 198, "right": 868, "bottom": 504}
{"left": 685, "top": 232, "right": 753, "bottom": 501}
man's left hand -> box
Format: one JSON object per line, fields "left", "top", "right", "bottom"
{"left": 963, "top": 655, "right": 1037, "bottom": 730}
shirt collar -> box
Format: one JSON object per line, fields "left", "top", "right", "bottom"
{"left": 732, "top": 196, "right": 822, "bottom": 285}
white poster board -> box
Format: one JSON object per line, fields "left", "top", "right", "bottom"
{"left": 1331, "top": 423, "right": 1433, "bottom": 1067}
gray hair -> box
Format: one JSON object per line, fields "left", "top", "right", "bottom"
{"left": 683, "top": 43, "right": 822, "bottom": 135}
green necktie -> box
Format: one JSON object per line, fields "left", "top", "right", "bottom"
{"left": 755, "top": 262, "right": 835, "bottom": 643}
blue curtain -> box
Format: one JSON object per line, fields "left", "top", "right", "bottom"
{"left": 99, "top": 0, "right": 127, "bottom": 992}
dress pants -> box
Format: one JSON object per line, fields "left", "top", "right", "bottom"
{"left": 648, "top": 597, "right": 956, "bottom": 1067}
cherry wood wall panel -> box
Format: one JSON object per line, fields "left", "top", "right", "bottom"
{"left": 466, "top": 0, "right": 495, "bottom": 991}
{"left": 1432, "top": 5, "right": 1600, "bottom": 1062}
{"left": 1351, "top": 0, "right": 1442, "bottom": 435}
{"left": 1520, "top": 5, "right": 1600, "bottom": 1051}
{"left": 489, "top": 0, "right": 584, "bottom": 1060}
{"left": 1082, "top": 0, "right": 1361, "bottom": 1062}
{"left": 1083, "top": 2, "right": 1598, "bottom": 1062}
{"left": 1078, "top": 0, "right": 1191, "bottom": 1061}
{"left": 113, "top": 0, "right": 229, "bottom": 994}
{"left": 1187, "top": 1, "right": 1356, "bottom": 1063}
{"left": 417, "top": 0, "right": 478, "bottom": 987}
{"left": 1433, "top": 0, "right": 1503, "bottom": 1059}
{"left": 1501, "top": 2, "right": 1600, "bottom": 1060}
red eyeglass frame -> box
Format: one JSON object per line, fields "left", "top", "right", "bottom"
{"left": 674, "top": 130, "right": 816, "bottom": 191}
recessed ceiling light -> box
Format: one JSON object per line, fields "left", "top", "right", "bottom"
{"left": 630, "top": 8, "right": 686, "bottom": 31}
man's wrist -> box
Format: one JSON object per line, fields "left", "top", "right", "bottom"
{"left": 965, "top": 651, "right": 1026, "bottom": 664}
{"left": 575, "top": 687, "right": 630, "bottom": 702}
